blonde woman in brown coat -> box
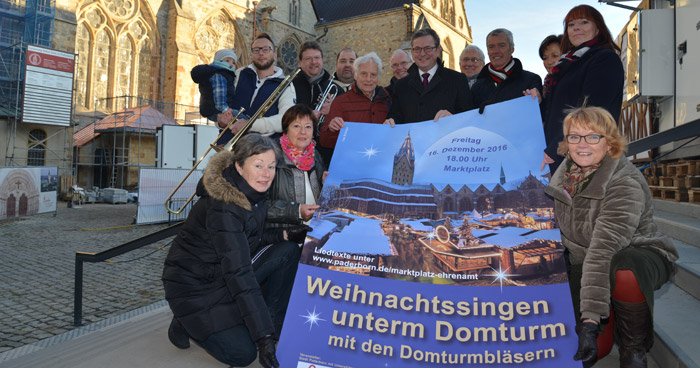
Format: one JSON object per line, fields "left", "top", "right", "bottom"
{"left": 545, "top": 106, "right": 678, "bottom": 368}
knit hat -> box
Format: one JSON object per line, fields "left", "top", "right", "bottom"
{"left": 214, "top": 49, "right": 237, "bottom": 63}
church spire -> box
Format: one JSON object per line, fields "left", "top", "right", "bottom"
{"left": 392, "top": 131, "right": 415, "bottom": 185}
{"left": 500, "top": 163, "right": 506, "bottom": 184}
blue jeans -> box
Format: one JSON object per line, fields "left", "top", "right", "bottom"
{"left": 198, "top": 241, "right": 301, "bottom": 366}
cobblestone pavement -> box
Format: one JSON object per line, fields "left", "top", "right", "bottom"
{"left": 0, "top": 203, "right": 173, "bottom": 353}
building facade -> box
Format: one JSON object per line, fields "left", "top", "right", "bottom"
{"left": 1, "top": 0, "right": 472, "bottom": 191}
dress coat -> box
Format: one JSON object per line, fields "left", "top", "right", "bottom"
{"left": 320, "top": 83, "right": 390, "bottom": 149}
{"left": 162, "top": 151, "right": 283, "bottom": 342}
{"left": 388, "top": 60, "right": 474, "bottom": 123}
{"left": 471, "top": 58, "right": 542, "bottom": 108}
{"left": 541, "top": 48, "right": 624, "bottom": 169}
{"left": 545, "top": 155, "right": 678, "bottom": 322}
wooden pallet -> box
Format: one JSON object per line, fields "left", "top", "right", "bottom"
{"left": 689, "top": 189, "right": 700, "bottom": 204}
{"left": 667, "top": 161, "right": 699, "bottom": 177}
{"left": 660, "top": 188, "right": 689, "bottom": 202}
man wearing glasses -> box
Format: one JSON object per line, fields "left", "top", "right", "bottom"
{"left": 459, "top": 45, "right": 485, "bottom": 88}
{"left": 385, "top": 49, "right": 412, "bottom": 98}
{"left": 221, "top": 33, "right": 296, "bottom": 142}
{"left": 292, "top": 40, "right": 342, "bottom": 161}
{"left": 384, "top": 28, "right": 474, "bottom": 124}
{"left": 471, "top": 28, "right": 542, "bottom": 111}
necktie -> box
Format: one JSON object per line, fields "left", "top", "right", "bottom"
{"left": 422, "top": 73, "right": 430, "bottom": 88}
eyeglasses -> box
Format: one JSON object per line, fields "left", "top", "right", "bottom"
{"left": 251, "top": 46, "right": 273, "bottom": 54}
{"left": 411, "top": 46, "right": 437, "bottom": 54}
{"left": 391, "top": 61, "right": 411, "bottom": 69}
{"left": 461, "top": 57, "right": 483, "bottom": 63}
{"left": 301, "top": 56, "right": 322, "bottom": 62}
{"left": 566, "top": 134, "right": 604, "bottom": 144}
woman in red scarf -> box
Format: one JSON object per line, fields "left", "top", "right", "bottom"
{"left": 265, "top": 104, "right": 325, "bottom": 235}
{"left": 537, "top": 5, "right": 624, "bottom": 175}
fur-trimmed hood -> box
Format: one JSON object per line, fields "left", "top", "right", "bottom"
{"left": 201, "top": 151, "right": 251, "bottom": 211}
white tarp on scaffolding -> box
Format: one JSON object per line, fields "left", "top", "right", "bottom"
{"left": 136, "top": 168, "right": 202, "bottom": 224}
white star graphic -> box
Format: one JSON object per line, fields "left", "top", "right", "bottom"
{"left": 300, "top": 306, "right": 326, "bottom": 331}
{"left": 486, "top": 263, "right": 518, "bottom": 292}
{"left": 360, "top": 145, "right": 380, "bottom": 159}
{"left": 426, "top": 231, "right": 436, "bottom": 240}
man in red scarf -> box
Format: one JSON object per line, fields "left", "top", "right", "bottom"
{"left": 471, "top": 28, "right": 542, "bottom": 112}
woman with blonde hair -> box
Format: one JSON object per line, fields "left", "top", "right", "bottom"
{"left": 545, "top": 106, "right": 677, "bottom": 368}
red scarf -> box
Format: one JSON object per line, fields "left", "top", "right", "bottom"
{"left": 280, "top": 134, "right": 315, "bottom": 171}
{"left": 543, "top": 37, "right": 600, "bottom": 98}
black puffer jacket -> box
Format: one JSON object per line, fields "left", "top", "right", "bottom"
{"left": 266, "top": 139, "right": 325, "bottom": 228}
{"left": 190, "top": 64, "right": 236, "bottom": 119}
{"left": 162, "top": 151, "right": 283, "bottom": 342}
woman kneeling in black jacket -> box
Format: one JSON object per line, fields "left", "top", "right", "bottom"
{"left": 162, "top": 133, "right": 306, "bottom": 368}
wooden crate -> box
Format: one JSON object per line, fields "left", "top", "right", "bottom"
{"left": 660, "top": 188, "right": 689, "bottom": 202}
{"left": 659, "top": 176, "right": 675, "bottom": 187}
{"left": 689, "top": 189, "right": 700, "bottom": 204}
{"left": 673, "top": 175, "right": 687, "bottom": 189}
{"left": 648, "top": 186, "right": 663, "bottom": 199}
{"left": 685, "top": 175, "right": 700, "bottom": 188}
{"left": 668, "top": 161, "right": 699, "bottom": 176}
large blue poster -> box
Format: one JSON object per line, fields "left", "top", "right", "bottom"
{"left": 277, "top": 97, "right": 579, "bottom": 367}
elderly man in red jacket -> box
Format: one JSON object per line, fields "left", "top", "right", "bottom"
{"left": 319, "top": 51, "right": 391, "bottom": 163}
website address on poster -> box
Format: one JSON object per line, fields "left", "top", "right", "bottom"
{"left": 400, "top": 345, "right": 555, "bottom": 365}
{"left": 311, "top": 255, "right": 478, "bottom": 280}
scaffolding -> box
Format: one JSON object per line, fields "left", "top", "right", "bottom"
{"left": 0, "top": 0, "right": 71, "bottom": 186}
{"left": 73, "top": 95, "right": 203, "bottom": 190}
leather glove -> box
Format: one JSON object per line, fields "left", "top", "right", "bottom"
{"left": 256, "top": 334, "right": 279, "bottom": 368}
{"left": 573, "top": 321, "right": 598, "bottom": 368}
{"left": 286, "top": 225, "right": 312, "bottom": 243}
{"left": 478, "top": 101, "right": 488, "bottom": 114}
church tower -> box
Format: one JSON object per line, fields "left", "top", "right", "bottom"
{"left": 392, "top": 132, "right": 415, "bottom": 185}
{"left": 500, "top": 163, "right": 506, "bottom": 184}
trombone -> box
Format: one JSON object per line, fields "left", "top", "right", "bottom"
{"left": 164, "top": 108, "right": 246, "bottom": 215}
{"left": 314, "top": 81, "right": 338, "bottom": 125}
{"left": 164, "top": 68, "right": 301, "bottom": 215}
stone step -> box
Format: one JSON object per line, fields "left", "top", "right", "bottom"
{"left": 653, "top": 199, "right": 700, "bottom": 220}
{"left": 655, "top": 209, "right": 700, "bottom": 248}
{"left": 650, "top": 282, "right": 700, "bottom": 368}
{"left": 672, "top": 240, "right": 700, "bottom": 301}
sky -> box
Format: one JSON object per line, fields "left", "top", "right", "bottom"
{"left": 465, "top": 0, "right": 641, "bottom": 79}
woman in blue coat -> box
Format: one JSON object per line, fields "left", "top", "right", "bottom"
{"left": 539, "top": 5, "right": 624, "bottom": 174}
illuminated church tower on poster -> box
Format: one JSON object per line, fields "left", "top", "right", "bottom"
{"left": 392, "top": 132, "right": 415, "bottom": 185}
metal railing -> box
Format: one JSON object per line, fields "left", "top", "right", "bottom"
{"left": 73, "top": 222, "right": 183, "bottom": 326}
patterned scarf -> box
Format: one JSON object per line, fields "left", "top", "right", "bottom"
{"left": 280, "top": 134, "right": 315, "bottom": 171}
{"left": 543, "top": 37, "right": 600, "bottom": 98}
{"left": 487, "top": 58, "right": 515, "bottom": 84}
{"left": 563, "top": 160, "right": 602, "bottom": 197}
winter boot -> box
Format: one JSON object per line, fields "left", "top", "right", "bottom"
{"left": 612, "top": 299, "right": 652, "bottom": 368}
{"left": 168, "top": 317, "right": 190, "bottom": 349}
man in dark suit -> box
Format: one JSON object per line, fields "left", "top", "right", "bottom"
{"left": 384, "top": 28, "right": 474, "bottom": 125}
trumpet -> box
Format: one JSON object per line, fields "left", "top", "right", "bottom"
{"left": 314, "top": 81, "right": 338, "bottom": 125}
{"left": 164, "top": 68, "right": 301, "bottom": 215}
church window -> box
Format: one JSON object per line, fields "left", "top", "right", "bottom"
{"left": 137, "top": 38, "right": 153, "bottom": 101}
{"left": 280, "top": 38, "right": 299, "bottom": 74}
{"left": 75, "top": 23, "right": 91, "bottom": 109}
{"left": 93, "top": 28, "right": 112, "bottom": 111}
{"left": 27, "top": 129, "right": 46, "bottom": 166}
{"left": 76, "top": 5, "right": 158, "bottom": 111}
{"left": 289, "top": 0, "right": 300, "bottom": 26}
{"left": 440, "top": 0, "right": 456, "bottom": 26}
{"left": 116, "top": 34, "right": 133, "bottom": 109}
